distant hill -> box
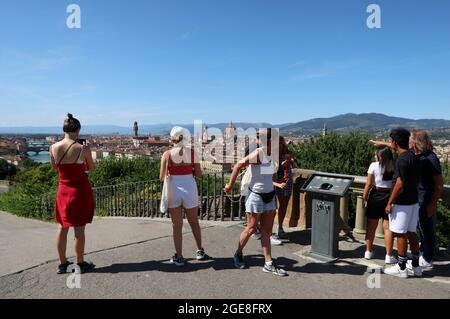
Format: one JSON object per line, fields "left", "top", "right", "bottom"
{"left": 0, "top": 124, "right": 173, "bottom": 135}
{"left": 0, "top": 122, "right": 273, "bottom": 135}
{"left": 279, "top": 113, "right": 450, "bottom": 134}
{"left": 1, "top": 114, "right": 450, "bottom": 135}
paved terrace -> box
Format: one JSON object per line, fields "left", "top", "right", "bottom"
{"left": 0, "top": 212, "right": 449, "bottom": 299}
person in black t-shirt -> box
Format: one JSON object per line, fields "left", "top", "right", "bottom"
{"left": 383, "top": 128, "right": 422, "bottom": 278}
{"left": 410, "top": 129, "right": 444, "bottom": 268}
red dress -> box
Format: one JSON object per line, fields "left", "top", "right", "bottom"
{"left": 54, "top": 162, "right": 95, "bottom": 227}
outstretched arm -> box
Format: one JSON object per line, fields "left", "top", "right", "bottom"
{"left": 370, "top": 140, "right": 392, "bottom": 148}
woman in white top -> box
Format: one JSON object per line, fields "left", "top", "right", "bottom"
{"left": 362, "top": 146, "right": 397, "bottom": 264}
{"left": 224, "top": 129, "right": 287, "bottom": 276}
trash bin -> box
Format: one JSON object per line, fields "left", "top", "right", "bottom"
{"left": 300, "top": 173, "right": 354, "bottom": 262}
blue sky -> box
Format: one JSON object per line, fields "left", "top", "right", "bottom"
{"left": 1, "top": 0, "right": 450, "bottom": 126}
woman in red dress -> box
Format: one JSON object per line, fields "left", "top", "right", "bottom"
{"left": 50, "top": 113, "right": 96, "bottom": 274}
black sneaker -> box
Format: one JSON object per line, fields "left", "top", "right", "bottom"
{"left": 196, "top": 248, "right": 208, "bottom": 260}
{"left": 170, "top": 254, "right": 185, "bottom": 267}
{"left": 262, "top": 262, "right": 287, "bottom": 276}
{"left": 233, "top": 251, "right": 246, "bottom": 269}
{"left": 57, "top": 261, "right": 73, "bottom": 274}
{"left": 74, "top": 261, "right": 95, "bottom": 274}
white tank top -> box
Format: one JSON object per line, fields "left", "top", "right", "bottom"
{"left": 248, "top": 149, "right": 276, "bottom": 193}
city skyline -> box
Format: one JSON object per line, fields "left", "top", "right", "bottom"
{"left": 1, "top": 0, "right": 450, "bottom": 126}
{"left": 2, "top": 112, "right": 450, "bottom": 134}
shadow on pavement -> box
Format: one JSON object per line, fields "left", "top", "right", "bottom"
{"left": 292, "top": 261, "right": 368, "bottom": 276}
{"left": 92, "top": 254, "right": 300, "bottom": 274}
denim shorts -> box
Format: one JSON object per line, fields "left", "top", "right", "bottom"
{"left": 245, "top": 191, "right": 276, "bottom": 213}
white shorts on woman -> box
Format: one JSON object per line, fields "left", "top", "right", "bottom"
{"left": 168, "top": 175, "right": 199, "bottom": 209}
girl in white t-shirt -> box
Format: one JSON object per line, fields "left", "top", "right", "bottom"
{"left": 362, "top": 146, "right": 397, "bottom": 264}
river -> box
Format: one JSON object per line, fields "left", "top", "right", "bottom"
{"left": 27, "top": 151, "right": 50, "bottom": 164}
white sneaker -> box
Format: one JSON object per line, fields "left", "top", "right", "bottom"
{"left": 270, "top": 235, "right": 282, "bottom": 246}
{"left": 364, "top": 251, "right": 374, "bottom": 260}
{"left": 383, "top": 264, "right": 408, "bottom": 278}
{"left": 385, "top": 255, "right": 398, "bottom": 264}
{"left": 419, "top": 256, "right": 433, "bottom": 270}
{"left": 406, "top": 264, "right": 423, "bottom": 277}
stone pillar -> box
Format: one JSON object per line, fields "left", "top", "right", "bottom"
{"left": 299, "top": 192, "right": 312, "bottom": 229}
{"left": 353, "top": 194, "right": 366, "bottom": 234}
{"left": 376, "top": 219, "right": 385, "bottom": 239}
{"left": 277, "top": 171, "right": 304, "bottom": 228}
{"left": 339, "top": 195, "right": 349, "bottom": 225}
{"left": 276, "top": 181, "right": 302, "bottom": 228}
{"left": 289, "top": 181, "right": 302, "bottom": 227}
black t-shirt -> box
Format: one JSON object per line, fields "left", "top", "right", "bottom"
{"left": 417, "top": 150, "right": 442, "bottom": 205}
{"left": 393, "top": 150, "right": 421, "bottom": 205}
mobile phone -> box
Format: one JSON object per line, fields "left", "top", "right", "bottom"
{"left": 76, "top": 138, "right": 86, "bottom": 145}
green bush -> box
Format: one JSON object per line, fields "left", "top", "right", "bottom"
{"left": 436, "top": 202, "right": 450, "bottom": 247}
{"left": 439, "top": 160, "right": 450, "bottom": 247}
{"left": 290, "top": 131, "right": 375, "bottom": 176}
{"left": 0, "top": 163, "right": 57, "bottom": 220}
{"left": 89, "top": 156, "right": 160, "bottom": 187}
{"left": 442, "top": 158, "right": 450, "bottom": 185}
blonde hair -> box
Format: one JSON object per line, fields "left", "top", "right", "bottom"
{"left": 170, "top": 135, "right": 184, "bottom": 144}
{"left": 411, "top": 128, "right": 434, "bottom": 153}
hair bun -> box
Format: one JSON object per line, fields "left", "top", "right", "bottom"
{"left": 67, "top": 113, "right": 73, "bottom": 120}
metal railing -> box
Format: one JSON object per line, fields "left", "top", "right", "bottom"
{"left": 93, "top": 173, "right": 246, "bottom": 220}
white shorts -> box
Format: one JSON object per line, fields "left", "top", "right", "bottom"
{"left": 389, "top": 203, "right": 419, "bottom": 234}
{"left": 168, "top": 175, "right": 199, "bottom": 209}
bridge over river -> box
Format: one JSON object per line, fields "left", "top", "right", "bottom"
{"left": 25, "top": 140, "right": 51, "bottom": 155}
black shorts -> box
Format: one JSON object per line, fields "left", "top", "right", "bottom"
{"left": 366, "top": 190, "right": 390, "bottom": 220}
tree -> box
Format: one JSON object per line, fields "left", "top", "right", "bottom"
{"left": 442, "top": 157, "right": 450, "bottom": 184}
{"left": 290, "top": 131, "right": 375, "bottom": 175}
{"left": 0, "top": 159, "right": 17, "bottom": 180}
